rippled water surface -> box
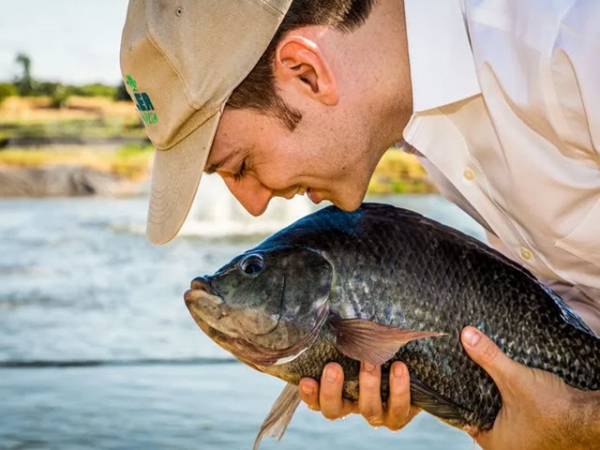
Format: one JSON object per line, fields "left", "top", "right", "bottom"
{"left": 0, "top": 187, "right": 485, "bottom": 450}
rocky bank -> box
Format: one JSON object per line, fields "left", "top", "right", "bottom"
{"left": 0, "top": 165, "right": 147, "bottom": 198}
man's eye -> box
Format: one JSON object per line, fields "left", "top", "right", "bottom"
{"left": 233, "top": 160, "right": 246, "bottom": 181}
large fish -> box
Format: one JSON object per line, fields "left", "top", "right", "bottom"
{"left": 184, "top": 203, "right": 600, "bottom": 449}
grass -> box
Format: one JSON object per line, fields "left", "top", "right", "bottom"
{"left": 369, "top": 148, "right": 435, "bottom": 194}
{"left": 0, "top": 118, "right": 146, "bottom": 141}
{"left": 0, "top": 97, "right": 435, "bottom": 192}
{"left": 0, "top": 142, "right": 154, "bottom": 180}
{"left": 0, "top": 96, "right": 152, "bottom": 180}
{"left": 0, "top": 96, "right": 146, "bottom": 146}
{"left": 0, "top": 96, "right": 138, "bottom": 123}
{"left": 111, "top": 142, "right": 154, "bottom": 179}
{"left": 0, "top": 145, "right": 433, "bottom": 191}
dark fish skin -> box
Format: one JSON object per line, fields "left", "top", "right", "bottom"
{"left": 185, "top": 203, "right": 600, "bottom": 445}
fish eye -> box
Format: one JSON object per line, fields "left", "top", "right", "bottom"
{"left": 239, "top": 254, "right": 264, "bottom": 276}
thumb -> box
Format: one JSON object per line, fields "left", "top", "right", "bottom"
{"left": 461, "top": 326, "right": 524, "bottom": 393}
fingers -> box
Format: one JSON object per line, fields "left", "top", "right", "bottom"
{"left": 307, "top": 362, "right": 356, "bottom": 420}
{"left": 320, "top": 363, "right": 356, "bottom": 419}
{"left": 358, "top": 363, "right": 385, "bottom": 426}
{"left": 386, "top": 362, "right": 420, "bottom": 431}
{"left": 358, "top": 361, "right": 418, "bottom": 431}
{"left": 461, "top": 326, "right": 526, "bottom": 395}
{"left": 318, "top": 363, "right": 344, "bottom": 418}
{"left": 299, "top": 377, "right": 320, "bottom": 411}
{"left": 300, "top": 361, "right": 419, "bottom": 431}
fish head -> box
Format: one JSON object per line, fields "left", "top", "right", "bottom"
{"left": 185, "top": 246, "right": 333, "bottom": 367}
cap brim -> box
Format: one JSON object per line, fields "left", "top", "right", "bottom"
{"left": 146, "top": 111, "right": 221, "bottom": 245}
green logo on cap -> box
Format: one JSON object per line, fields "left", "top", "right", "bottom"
{"left": 126, "top": 75, "right": 159, "bottom": 126}
{"left": 126, "top": 75, "right": 138, "bottom": 92}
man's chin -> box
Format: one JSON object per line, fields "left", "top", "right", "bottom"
{"left": 330, "top": 194, "right": 366, "bottom": 212}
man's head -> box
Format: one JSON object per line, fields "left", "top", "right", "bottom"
{"left": 121, "top": 0, "right": 412, "bottom": 244}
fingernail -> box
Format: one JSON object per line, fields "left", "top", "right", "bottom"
{"left": 393, "top": 363, "right": 404, "bottom": 379}
{"left": 463, "top": 327, "right": 481, "bottom": 347}
{"left": 363, "top": 363, "right": 376, "bottom": 372}
{"left": 302, "top": 384, "right": 314, "bottom": 396}
{"left": 325, "top": 367, "right": 338, "bottom": 382}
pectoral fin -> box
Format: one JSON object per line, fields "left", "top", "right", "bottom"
{"left": 253, "top": 383, "right": 300, "bottom": 450}
{"left": 330, "top": 317, "right": 445, "bottom": 366}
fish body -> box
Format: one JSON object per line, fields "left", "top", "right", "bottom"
{"left": 184, "top": 203, "right": 600, "bottom": 448}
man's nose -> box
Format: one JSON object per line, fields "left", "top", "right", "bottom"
{"left": 222, "top": 175, "right": 273, "bottom": 216}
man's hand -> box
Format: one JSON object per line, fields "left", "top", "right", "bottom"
{"left": 298, "top": 361, "right": 420, "bottom": 430}
{"left": 461, "top": 326, "right": 600, "bottom": 450}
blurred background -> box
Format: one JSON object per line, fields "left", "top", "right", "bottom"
{"left": 0, "top": 1, "right": 485, "bottom": 449}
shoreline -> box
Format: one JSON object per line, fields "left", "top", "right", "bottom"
{"left": 0, "top": 149, "right": 436, "bottom": 198}
{"left": 0, "top": 97, "right": 436, "bottom": 197}
{"left": 0, "top": 164, "right": 148, "bottom": 198}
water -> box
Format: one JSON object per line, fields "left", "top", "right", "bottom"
{"left": 0, "top": 181, "right": 485, "bottom": 450}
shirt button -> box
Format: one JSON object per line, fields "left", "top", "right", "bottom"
{"left": 463, "top": 167, "right": 476, "bottom": 180}
{"left": 520, "top": 248, "right": 533, "bottom": 261}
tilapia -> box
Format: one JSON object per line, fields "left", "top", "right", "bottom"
{"left": 184, "top": 203, "right": 600, "bottom": 449}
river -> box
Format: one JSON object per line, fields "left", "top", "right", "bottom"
{"left": 0, "top": 178, "right": 485, "bottom": 450}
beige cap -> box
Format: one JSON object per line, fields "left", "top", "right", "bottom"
{"left": 120, "top": 0, "right": 292, "bottom": 245}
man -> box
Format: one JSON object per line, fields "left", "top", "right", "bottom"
{"left": 120, "top": 0, "right": 600, "bottom": 448}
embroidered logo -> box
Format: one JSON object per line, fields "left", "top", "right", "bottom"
{"left": 126, "top": 75, "right": 138, "bottom": 92}
{"left": 126, "top": 75, "right": 158, "bottom": 125}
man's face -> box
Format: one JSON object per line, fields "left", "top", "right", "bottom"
{"left": 203, "top": 13, "right": 413, "bottom": 218}
{"left": 205, "top": 106, "right": 376, "bottom": 217}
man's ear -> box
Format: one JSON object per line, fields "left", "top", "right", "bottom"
{"left": 274, "top": 35, "right": 339, "bottom": 106}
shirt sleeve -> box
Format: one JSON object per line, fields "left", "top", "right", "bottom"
{"left": 544, "top": 281, "right": 600, "bottom": 336}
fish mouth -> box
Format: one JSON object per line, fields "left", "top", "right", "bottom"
{"left": 184, "top": 277, "right": 280, "bottom": 339}
{"left": 184, "top": 276, "right": 331, "bottom": 368}
{"left": 184, "top": 277, "right": 223, "bottom": 307}
{"left": 184, "top": 277, "right": 233, "bottom": 332}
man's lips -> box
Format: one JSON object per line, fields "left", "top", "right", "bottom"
{"left": 307, "top": 188, "right": 322, "bottom": 204}
{"left": 293, "top": 186, "right": 323, "bottom": 204}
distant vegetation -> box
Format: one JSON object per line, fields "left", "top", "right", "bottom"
{"left": 369, "top": 149, "right": 435, "bottom": 194}
{"left": 0, "top": 52, "right": 131, "bottom": 109}
{"left": 0, "top": 53, "right": 436, "bottom": 193}
{"left": 0, "top": 142, "right": 153, "bottom": 180}
{"left": 0, "top": 83, "right": 17, "bottom": 106}
{"left": 0, "top": 51, "right": 146, "bottom": 181}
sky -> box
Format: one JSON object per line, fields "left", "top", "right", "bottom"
{"left": 0, "top": 0, "right": 130, "bottom": 86}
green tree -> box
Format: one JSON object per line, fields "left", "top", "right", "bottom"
{"left": 49, "top": 84, "right": 69, "bottom": 109}
{"left": 15, "top": 53, "right": 35, "bottom": 96}
{"left": 36, "top": 81, "right": 62, "bottom": 97}
{"left": 114, "top": 81, "right": 133, "bottom": 102}
{"left": 75, "top": 83, "right": 116, "bottom": 98}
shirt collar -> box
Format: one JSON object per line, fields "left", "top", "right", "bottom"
{"left": 404, "top": 0, "right": 481, "bottom": 112}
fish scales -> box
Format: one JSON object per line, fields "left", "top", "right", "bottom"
{"left": 259, "top": 204, "right": 599, "bottom": 426}
{"left": 184, "top": 203, "right": 600, "bottom": 447}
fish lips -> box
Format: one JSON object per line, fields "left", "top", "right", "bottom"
{"left": 185, "top": 276, "right": 222, "bottom": 306}
{"left": 185, "top": 276, "right": 281, "bottom": 339}
{"left": 184, "top": 276, "right": 233, "bottom": 331}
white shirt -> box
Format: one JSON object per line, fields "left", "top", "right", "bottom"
{"left": 402, "top": 0, "right": 600, "bottom": 332}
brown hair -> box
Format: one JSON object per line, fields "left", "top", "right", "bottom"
{"left": 227, "top": 0, "right": 376, "bottom": 129}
